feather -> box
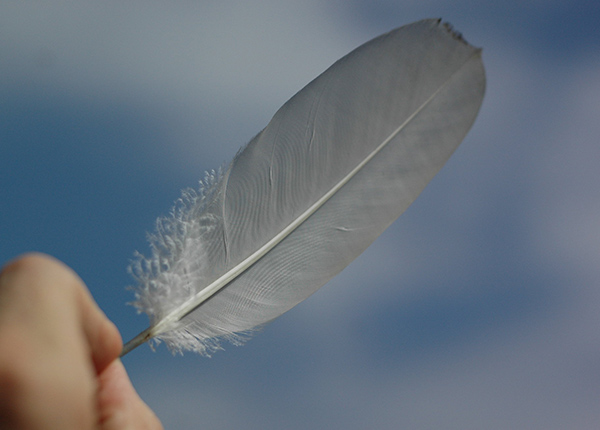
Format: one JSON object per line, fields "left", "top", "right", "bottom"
{"left": 122, "top": 19, "right": 486, "bottom": 356}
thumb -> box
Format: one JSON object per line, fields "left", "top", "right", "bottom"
{"left": 97, "top": 360, "right": 163, "bottom": 430}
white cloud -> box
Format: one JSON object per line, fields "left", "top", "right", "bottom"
{"left": 528, "top": 53, "right": 600, "bottom": 279}
{"left": 1, "top": 1, "right": 369, "bottom": 172}
{"left": 1, "top": 1, "right": 359, "bottom": 106}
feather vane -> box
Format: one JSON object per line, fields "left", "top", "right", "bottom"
{"left": 123, "top": 19, "right": 486, "bottom": 356}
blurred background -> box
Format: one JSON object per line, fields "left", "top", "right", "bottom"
{"left": 1, "top": 1, "right": 599, "bottom": 429}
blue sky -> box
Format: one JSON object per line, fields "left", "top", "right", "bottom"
{"left": 1, "top": 1, "right": 599, "bottom": 429}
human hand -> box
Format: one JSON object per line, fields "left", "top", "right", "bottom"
{"left": 0, "top": 253, "right": 162, "bottom": 429}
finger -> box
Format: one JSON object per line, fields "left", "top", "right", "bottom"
{"left": 0, "top": 253, "right": 84, "bottom": 346}
{"left": 97, "top": 360, "right": 163, "bottom": 430}
{"left": 0, "top": 253, "right": 101, "bottom": 428}
{"left": 75, "top": 279, "right": 123, "bottom": 373}
{"left": 0, "top": 253, "right": 122, "bottom": 373}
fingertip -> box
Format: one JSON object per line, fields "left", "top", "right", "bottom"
{"left": 0, "top": 253, "right": 74, "bottom": 291}
{"left": 72, "top": 280, "right": 123, "bottom": 373}
{"left": 89, "top": 315, "right": 123, "bottom": 374}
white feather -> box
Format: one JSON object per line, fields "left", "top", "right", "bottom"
{"left": 123, "top": 19, "right": 486, "bottom": 356}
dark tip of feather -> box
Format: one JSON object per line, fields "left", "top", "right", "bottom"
{"left": 435, "top": 19, "right": 470, "bottom": 46}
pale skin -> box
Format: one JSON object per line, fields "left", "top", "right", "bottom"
{"left": 0, "top": 253, "right": 163, "bottom": 430}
